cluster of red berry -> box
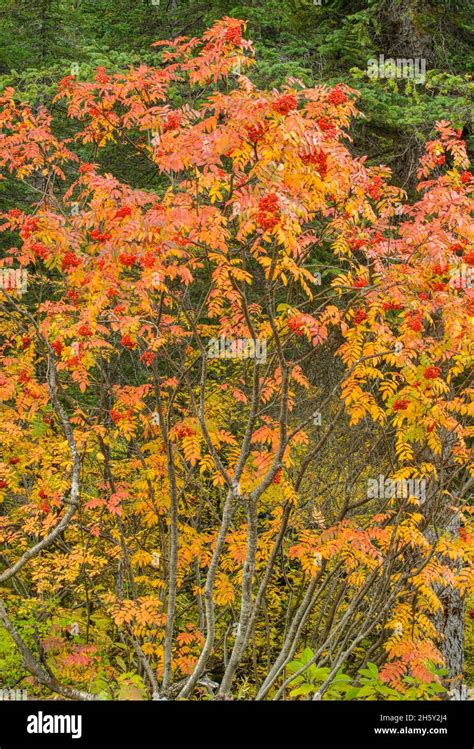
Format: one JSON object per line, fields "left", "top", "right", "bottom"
{"left": 118, "top": 253, "right": 136, "bottom": 267}
{"left": 353, "top": 309, "right": 367, "bottom": 325}
{"left": 163, "top": 112, "right": 181, "bottom": 132}
{"left": 94, "top": 67, "right": 110, "bottom": 85}
{"left": 90, "top": 229, "right": 111, "bottom": 242}
{"left": 327, "top": 86, "right": 348, "bottom": 106}
{"left": 272, "top": 94, "right": 297, "bottom": 116}
{"left": 393, "top": 399, "right": 409, "bottom": 411}
{"left": 224, "top": 25, "right": 242, "bottom": 46}
{"left": 62, "top": 252, "right": 81, "bottom": 271}
{"left": 246, "top": 121, "right": 267, "bottom": 143}
{"left": 300, "top": 149, "right": 328, "bottom": 177}
{"left": 120, "top": 334, "right": 135, "bottom": 349}
{"left": 256, "top": 193, "right": 281, "bottom": 231}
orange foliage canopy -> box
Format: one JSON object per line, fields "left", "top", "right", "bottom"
{"left": 0, "top": 18, "right": 472, "bottom": 700}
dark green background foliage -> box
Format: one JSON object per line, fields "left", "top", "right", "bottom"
{"left": 0, "top": 0, "right": 472, "bottom": 191}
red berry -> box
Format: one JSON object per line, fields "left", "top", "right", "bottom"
{"left": 258, "top": 194, "right": 279, "bottom": 213}
{"left": 327, "top": 86, "right": 348, "bottom": 106}
{"left": 393, "top": 399, "right": 409, "bottom": 411}
{"left": 287, "top": 316, "right": 305, "bottom": 335}
{"left": 95, "top": 67, "right": 110, "bottom": 85}
{"left": 224, "top": 25, "right": 242, "bottom": 46}
{"left": 140, "top": 252, "right": 155, "bottom": 269}
{"left": 367, "top": 177, "right": 383, "bottom": 201}
{"left": 21, "top": 335, "right": 32, "bottom": 349}
{"left": 118, "top": 253, "right": 135, "bottom": 267}
{"left": 272, "top": 94, "right": 297, "bottom": 116}
{"left": 79, "top": 163, "right": 94, "bottom": 175}
{"left": 120, "top": 334, "right": 135, "bottom": 349}
{"left": 163, "top": 112, "right": 181, "bottom": 132}
{"left": 463, "top": 251, "right": 474, "bottom": 267}
{"left": 114, "top": 206, "right": 132, "bottom": 219}
{"left": 140, "top": 351, "right": 156, "bottom": 366}
{"left": 257, "top": 193, "right": 281, "bottom": 230}
{"left": 382, "top": 301, "right": 402, "bottom": 311}
{"left": 51, "top": 339, "right": 64, "bottom": 355}
{"left": 30, "top": 242, "right": 48, "bottom": 260}
{"left": 353, "top": 309, "right": 367, "bottom": 324}
{"left": 423, "top": 366, "right": 441, "bottom": 380}
{"left": 317, "top": 117, "right": 336, "bottom": 136}
{"left": 406, "top": 313, "right": 422, "bottom": 332}
{"left": 246, "top": 122, "right": 267, "bottom": 142}
{"left": 62, "top": 252, "right": 81, "bottom": 271}
{"left": 175, "top": 425, "right": 195, "bottom": 439}
{"left": 110, "top": 409, "right": 123, "bottom": 424}
{"left": 90, "top": 229, "right": 111, "bottom": 242}
{"left": 301, "top": 149, "right": 328, "bottom": 177}
{"left": 67, "top": 290, "right": 80, "bottom": 304}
